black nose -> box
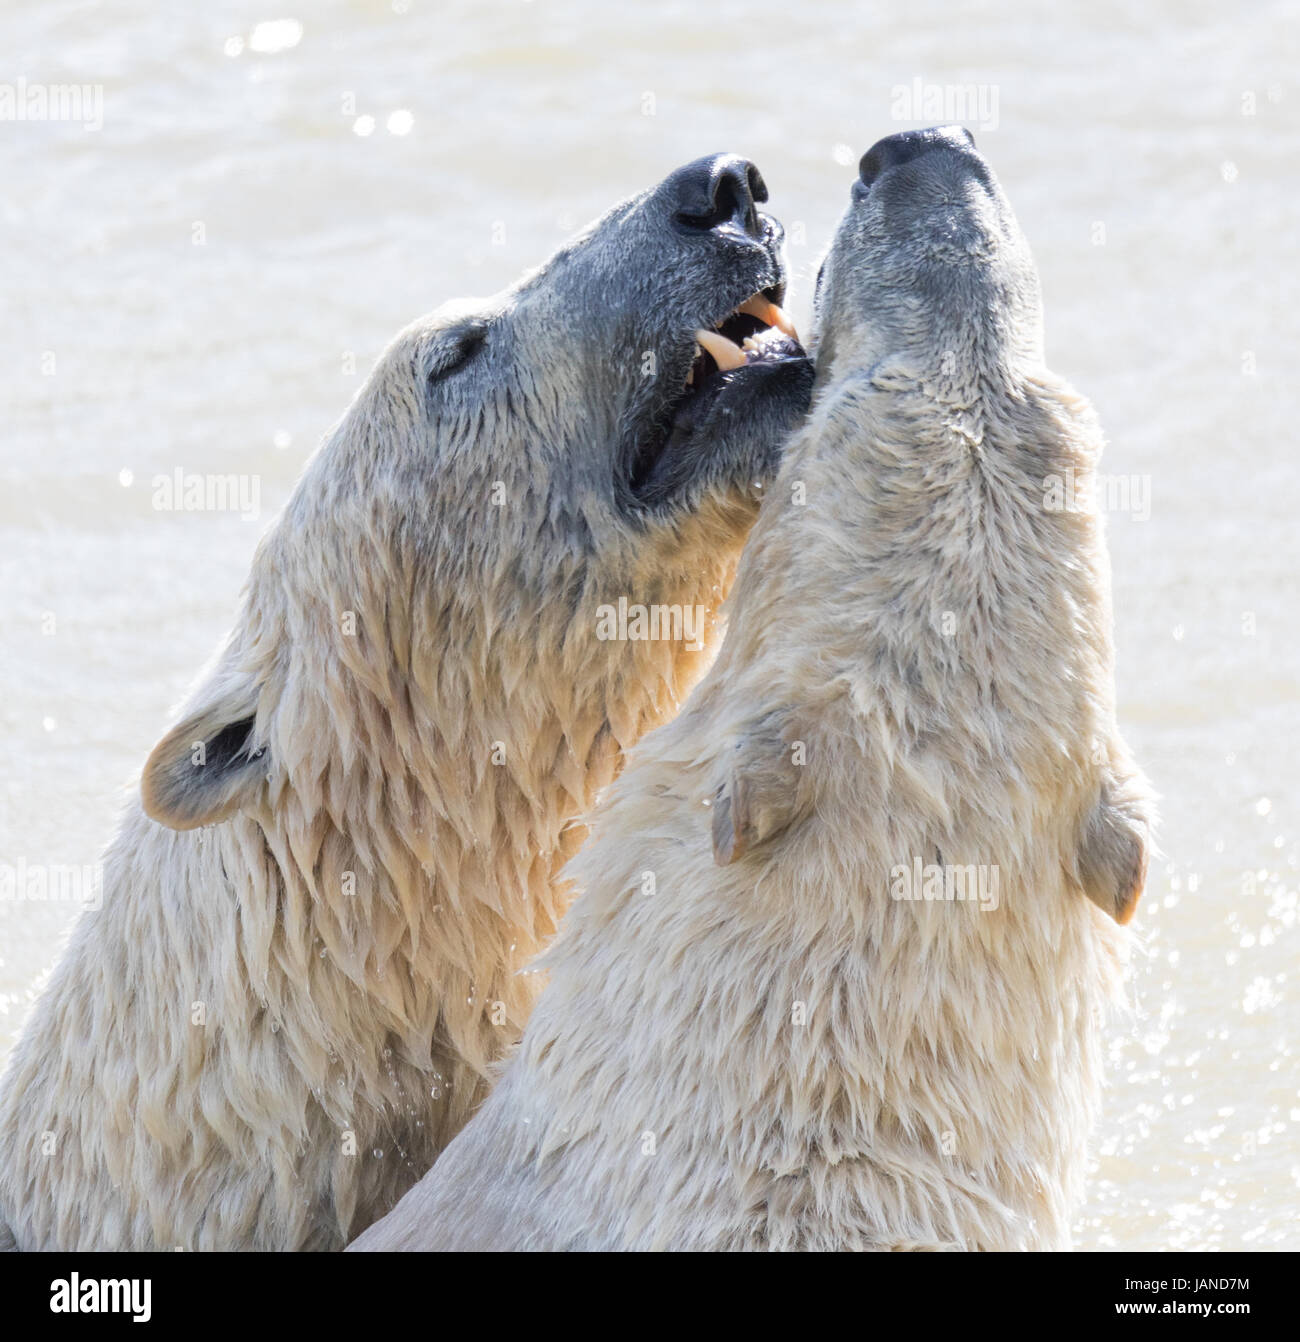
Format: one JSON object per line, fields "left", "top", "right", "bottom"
{"left": 858, "top": 125, "right": 976, "bottom": 188}
{"left": 664, "top": 154, "right": 768, "bottom": 235}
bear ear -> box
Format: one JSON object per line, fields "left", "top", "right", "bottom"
{"left": 1075, "top": 764, "right": 1154, "bottom": 924}
{"left": 141, "top": 669, "right": 267, "bottom": 831}
{"left": 711, "top": 720, "right": 811, "bottom": 867}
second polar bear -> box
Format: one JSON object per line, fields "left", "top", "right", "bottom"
{"left": 351, "top": 127, "right": 1153, "bottom": 1253}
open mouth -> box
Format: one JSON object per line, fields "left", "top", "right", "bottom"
{"left": 687, "top": 290, "right": 803, "bottom": 389}
{"left": 626, "top": 285, "right": 808, "bottom": 500}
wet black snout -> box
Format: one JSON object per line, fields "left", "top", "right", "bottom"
{"left": 666, "top": 153, "right": 768, "bottom": 236}
{"left": 858, "top": 125, "right": 976, "bottom": 190}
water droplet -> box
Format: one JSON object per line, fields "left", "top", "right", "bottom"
{"left": 248, "top": 19, "right": 302, "bottom": 54}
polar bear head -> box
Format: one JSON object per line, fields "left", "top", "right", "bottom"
{"left": 710, "top": 128, "right": 1149, "bottom": 929}
{"left": 810, "top": 125, "right": 1043, "bottom": 388}
{"left": 142, "top": 154, "right": 813, "bottom": 837}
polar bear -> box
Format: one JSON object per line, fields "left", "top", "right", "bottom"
{"left": 0, "top": 155, "right": 813, "bottom": 1251}
{"left": 349, "top": 127, "right": 1153, "bottom": 1253}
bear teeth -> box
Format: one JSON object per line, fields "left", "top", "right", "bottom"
{"left": 736, "top": 295, "right": 799, "bottom": 340}
{"left": 686, "top": 295, "right": 800, "bottom": 388}
{"left": 694, "top": 329, "right": 747, "bottom": 372}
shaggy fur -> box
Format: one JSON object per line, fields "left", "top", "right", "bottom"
{"left": 350, "top": 127, "right": 1153, "bottom": 1253}
{"left": 0, "top": 157, "right": 812, "bottom": 1250}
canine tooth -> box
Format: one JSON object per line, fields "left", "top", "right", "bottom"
{"left": 738, "top": 295, "right": 799, "bottom": 340}
{"left": 694, "top": 328, "right": 747, "bottom": 371}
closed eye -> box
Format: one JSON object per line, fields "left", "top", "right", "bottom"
{"left": 426, "top": 323, "right": 488, "bottom": 384}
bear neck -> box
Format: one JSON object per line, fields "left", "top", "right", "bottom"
{"left": 229, "top": 529, "right": 743, "bottom": 1085}
{"left": 723, "top": 367, "right": 1115, "bottom": 792}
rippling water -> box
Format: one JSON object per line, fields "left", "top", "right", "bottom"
{"left": 1, "top": 0, "right": 1296, "bottom": 1250}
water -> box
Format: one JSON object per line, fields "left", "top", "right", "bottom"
{"left": 1, "top": 0, "right": 1297, "bottom": 1250}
